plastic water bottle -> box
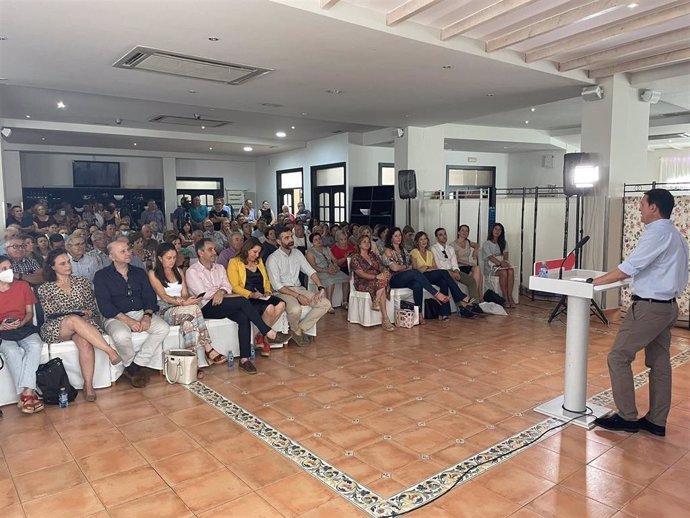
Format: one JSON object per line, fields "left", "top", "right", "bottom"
{"left": 227, "top": 350, "right": 234, "bottom": 369}
{"left": 58, "top": 387, "right": 68, "bottom": 408}
{"left": 539, "top": 262, "right": 549, "bottom": 278}
{"left": 249, "top": 343, "right": 256, "bottom": 361}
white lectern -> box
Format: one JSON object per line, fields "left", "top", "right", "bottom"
{"left": 529, "top": 269, "right": 628, "bottom": 428}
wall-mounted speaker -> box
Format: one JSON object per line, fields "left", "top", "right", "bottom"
{"left": 398, "top": 169, "right": 417, "bottom": 199}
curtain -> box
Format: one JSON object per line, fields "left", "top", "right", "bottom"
{"left": 659, "top": 157, "right": 690, "bottom": 183}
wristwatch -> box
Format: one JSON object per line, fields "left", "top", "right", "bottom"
{"left": 143, "top": 310, "right": 153, "bottom": 317}
{"left": 317, "top": 286, "right": 325, "bottom": 291}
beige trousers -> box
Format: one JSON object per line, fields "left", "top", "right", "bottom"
{"left": 274, "top": 286, "right": 331, "bottom": 333}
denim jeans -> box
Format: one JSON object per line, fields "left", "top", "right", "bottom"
{"left": 0, "top": 332, "right": 43, "bottom": 395}
{"left": 389, "top": 269, "right": 438, "bottom": 307}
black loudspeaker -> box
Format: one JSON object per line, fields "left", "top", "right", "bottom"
{"left": 398, "top": 169, "right": 417, "bottom": 199}
{"left": 563, "top": 152, "right": 597, "bottom": 197}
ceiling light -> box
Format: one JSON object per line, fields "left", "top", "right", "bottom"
{"left": 0, "top": 78, "right": 7, "bottom": 81}
{"left": 0, "top": 37, "right": 7, "bottom": 41}
{"left": 290, "top": 125, "right": 295, "bottom": 129}
{"left": 41, "top": 137, "right": 46, "bottom": 141}
{"left": 301, "top": 112, "right": 308, "bottom": 116}
{"left": 530, "top": 107, "right": 536, "bottom": 112}
{"left": 486, "top": 93, "right": 495, "bottom": 97}
{"left": 442, "top": 65, "right": 453, "bottom": 69}
{"left": 326, "top": 89, "right": 343, "bottom": 94}
{"left": 201, "top": 125, "right": 206, "bottom": 130}
{"left": 209, "top": 146, "right": 213, "bottom": 150}
{"left": 208, "top": 37, "right": 220, "bottom": 41}
{"left": 525, "top": 120, "right": 529, "bottom": 124}
{"left": 133, "top": 142, "right": 137, "bottom": 146}
{"left": 56, "top": 101, "right": 66, "bottom": 109}
{"left": 668, "top": 140, "right": 673, "bottom": 143}
{"left": 275, "top": 131, "right": 287, "bottom": 138}
{"left": 243, "top": 146, "right": 253, "bottom": 152}
{"left": 25, "top": 115, "right": 30, "bottom": 119}
{"left": 188, "top": 89, "right": 197, "bottom": 94}
{"left": 627, "top": 2, "right": 638, "bottom": 8}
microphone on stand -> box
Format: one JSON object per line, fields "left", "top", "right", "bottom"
{"left": 559, "top": 235, "right": 590, "bottom": 279}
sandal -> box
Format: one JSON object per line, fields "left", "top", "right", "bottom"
{"left": 207, "top": 349, "right": 227, "bottom": 365}
{"left": 85, "top": 392, "right": 97, "bottom": 402}
{"left": 17, "top": 393, "right": 36, "bottom": 414}
{"left": 382, "top": 321, "right": 395, "bottom": 332}
{"left": 434, "top": 293, "right": 450, "bottom": 304}
{"left": 196, "top": 369, "right": 205, "bottom": 380}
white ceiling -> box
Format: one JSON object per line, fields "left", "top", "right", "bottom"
{"left": 0, "top": 0, "right": 688, "bottom": 155}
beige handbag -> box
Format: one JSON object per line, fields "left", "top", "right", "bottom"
{"left": 164, "top": 349, "right": 198, "bottom": 385}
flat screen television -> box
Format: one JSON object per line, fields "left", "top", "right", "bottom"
{"left": 73, "top": 161, "right": 121, "bottom": 188}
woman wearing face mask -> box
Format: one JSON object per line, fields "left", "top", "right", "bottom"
{"left": 0, "top": 255, "right": 45, "bottom": 413}
{"left": 148, "top": 243, "right": 226, "bottom": 376}
{"left": 38, "top": 249, "right": 123, "bottom": 401}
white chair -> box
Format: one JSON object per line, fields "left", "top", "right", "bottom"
{"left": 163, "top": 318, "right": 241, "bottom": 363}
{"left": 41, "top": 341, "right": 124, "bottom": 390}
{"left": 347, "top": 272, "right": 396, "bottom": 327}
{"left": 0, "top": 353, "right": 19, "bottom": 406}
{"left": 387, "top": 288, "right": 420, "bottom": 325}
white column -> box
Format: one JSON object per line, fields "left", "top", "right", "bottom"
{"left": 1, "top": 148, "right": 22, "bottom": 205}
{"left": 393, "top": 126, "right": 445, "bottom": 229}
{"left": 162, "top": 157, "right": 177, "bottom": 231}
{"left": 580, "top": 74, "right": 650, "bottom": 307}
{"left": 0, "top": 143, "right": 7, "bottom": 230}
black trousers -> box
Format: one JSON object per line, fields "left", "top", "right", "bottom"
{"left": 201, "top": 297, "right": 271, "bottom": 359}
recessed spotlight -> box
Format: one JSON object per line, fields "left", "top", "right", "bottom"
{"left": 209, "top": 146, "right": 213, "bottom": 150}
{"left": 208, "top": 37, "right": 220, "bottom": 41}
{"left": 275, "top": 131, "right": 287, "bottom": 138}
{"left": 56, "top": 101, "right": 66, "bottom": 109}
{"left": 0, "top": 78, "right": 7, "bottom": 81}
{"left": 243, "top": 146, "right": 253, "bottom": 152}
{"left": 133, "top": 142, "right": 137, "bottom": 146}
{"left": 530, "top": 107, "right": 536, "bottom": 112}
{"left": 668, "top": 139, "right": 673, "bottom": 143}
{"left": 326, "top": 89, "right": 343, "bottom": 94}
{"left": 25, "top": 115, "right": 30, "bottom": 119}
{"left": 301, "top": 112, "right": 308, "bottom": 116}
{"left": 0, "top": 37, "right": 7, "bottom": 41}
{"left": 627, "top": 2, "right": 638, "bottom": 8}
{"left": 188, "top": 89, "right": 198, "bottom": 94}
{"left": 290, "top": 125, "right": 295, "bottom": 130}
{"left": 524, "top": 120, "right": 529, "bottom": 124}
{"left": 201, "top": 125, "right": 206, "bottom": 130}
{"left": 442, "top": 65, "right": 453, "bottom": 69}
{"left": 486, "top": 93, "right": 495, "bottom": 97}
{"left": 41, "top": 137, "right": 46, "bottom": 141}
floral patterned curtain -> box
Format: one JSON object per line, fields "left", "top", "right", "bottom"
{"left": 621, "top": 196, "right": 690, "bottom": 319}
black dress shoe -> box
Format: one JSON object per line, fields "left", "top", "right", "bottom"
{"left": 457, "top": 306, "right": 475, "bottom": 318}
{"left": 594, "top": 413, "right": 639, "bottom": 433}
{"left": 638, "top": 416, "right": 666, "bottom": 437}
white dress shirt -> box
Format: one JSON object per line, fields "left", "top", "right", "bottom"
{"left": 431, "top": 242, "right": 460, "bottom": 272}
{"left": 266, "top": 247, "right": 315, "bottom": 291}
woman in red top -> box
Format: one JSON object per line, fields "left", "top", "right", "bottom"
{"left": 330, "top": 230, "right": 354, "bottom": 310}
{"left": 0, "top": 255, "right": 45, "bottom": 414}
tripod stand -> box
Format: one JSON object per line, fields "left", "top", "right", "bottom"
{"left": 548, "top": 295, "right": 608, "bottom": 325}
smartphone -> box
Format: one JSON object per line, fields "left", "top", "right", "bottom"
{"left": 4, "top": 318, "right": 18, "bottom": 323}
{"left": 196, "top": 292, "right": 206, "bottom": 298}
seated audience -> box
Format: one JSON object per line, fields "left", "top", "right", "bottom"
{"left": 267, "top": 226, "right": 331, "bottom": 346}
{"left": 293, "top": 223, "right": 309, "bottom": 288}
{"left": 149, "top": 221, "right": 164, "bottom": 242}
{"left": 24, "top": 235, "right": 44, "bottom": 267}
{"left": 0, "top": 225, "right": 20, "bottom": 255}
{"left": 382, "top": 227, "right": 449, "bottom": 325}
{"left": 0, "top": 255, "right": 44, "bottom": 414}
{"left": 94, "top": 240, "right": 170, "bottom": 388}
{"left": 218, "top": 231, "right": 245, "bottom": 269}
{"left": 243, "top": 199, "right": 256, "bottom": 223}
{"left": 281, "top": 205, "right": 296, "bottom": 223}
{"left": 203, "top": 218, "right": 227, "bottom": 252}
{"left": 350, "top": 235, "right": 394, "bottom": 331}
{"left": 149, "top": 243, "right": 227, "bottom": 378}
{"left": 87, "top": 231, "right": 111, "bottom": 270}
{"left": 241, "top": 221, "right": 253, "bottom": 241}
{"left": 252, "top": 218, "right": 268, "bottom": 242}
{"left": 180, "top": 221, "right": 194, "bottom": 245}
{"left": 186, "top": 238, "right": 290, "bottom": 374}
{"left": 49, "top": 233, "right": 65, "bottom": 250}
{"left": 228, "top": 238, "right": 288, "bottom": 358}
{"left": 39, "top": 249, "right": 122, "bottom": 401}
{"left": 432, "top": 227, "right": 482, "bottom": 303}
{"left": 306, "top": 232, "right": 350, "bottom": 313}
{"left": 129, "top": 232, "right": 153, "bottom": 270}
{"left": 348, "top": 223, "right": 360, "bottom": 246}
{"left": 411, "top": 231, "right": 477, "bottom": 318}
{"left": 210, "top": 196, "right": 232, "bottom": 225}
{"left": 402, "top": 225, "right": 416, "bottom": 252}
{"left": 481, "top": 222, "right": 516, "bottom": 307}
{"left": 295, "top": 202, "right": 311, "bottom": 225}
{"left": 331, "top": 229, "right": 355, "bottom": 278}
{"left": 449, "top": 224, "right": 484, "bottom": 301}
{"left": 261, "top": 226, "right": 279, "bottom": 262}
{"left": 375, "top": 226, "right": 388, "bottom": 255}
{"left": 33, "top": 204, "right": 56, "bottom": 233}
{"left": 258, "top": 200, "right": 277, "bottom": 225}
{"left": 164, "top": 233, "right": 189, "bottom": 270}
{"left": 189, "top": 196, "right": 209, "bottom": 230}
{"left": 219, "top": 219, "right": 233, "bottom": 243}
{"left": 5, "top": 235, "right": 44, "bottom": 285}
{"left": 65, "top": 232, "right": 98, "bottom": 282}
{"left": 6, "top": 205, "right": 35, "bottom": 233}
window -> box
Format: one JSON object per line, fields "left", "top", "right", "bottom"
{"left": 446, "top": 165, "right": 496, "bottom": 206}
{"left": 276, "top": 168, "right": 303, "bottom": 215}
{"left": 379, "top": 163, "right": 395, "bottom": 186}
{"left": 311, "top": 162, "right": 346, "bottom": 225}
{"left": 176, "top": 178, "right": 224, "bottom": 208}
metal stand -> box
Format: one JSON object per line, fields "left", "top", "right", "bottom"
{"left": 548, "top": 295, "right": 609, "bottom": 325}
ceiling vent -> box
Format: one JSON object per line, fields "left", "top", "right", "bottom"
{"left": 113, "top": 46, "right": 273, "bottom": 85}
{"left": 648, "top": 132, "right": 690, "bottom": 140}
{"left": 149, "top": 115, "right": 232, "bottom": 127}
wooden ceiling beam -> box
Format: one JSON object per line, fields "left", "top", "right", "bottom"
{"left": 559, "top": 28, "right": 690, "bottom": 71}
{"left": 387, "top": 0, "right": 443, "bottom": 26}
{"left": 588, "top": 47, "right": 690, "bottom": 78}
{"left": 320, "top": 0, "right": 341, "bottom": 9}
{"left": 486, "top": 0, "right": 628, "bottom": 52}
{"left": 525, "top": 1, "right": 690, "bottom": 62}
{"left": 440, "top": 0, "right": 538, "bottom": 40}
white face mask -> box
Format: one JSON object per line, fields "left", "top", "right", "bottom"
{"left": 0, "top": 269, "right": 14, "bottom": 283}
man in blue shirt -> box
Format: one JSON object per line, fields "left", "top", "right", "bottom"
{"left": 592, "top": 189, "right": 688, "bottom": 436}
{"left": 94, "top": 240, "right": 169, "bottom": 387}
{"left": 189, "top": 196, "right": 209, "bottom": 231}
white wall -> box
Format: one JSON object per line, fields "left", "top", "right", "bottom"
{"left": 176, "top": 158, "right": 257, "bottom": 191}
{"left": 506, "top": 151, "right": 566, "bottom": 188}
{"left": 20, "top": 153, "right": 163, "bottom": 188}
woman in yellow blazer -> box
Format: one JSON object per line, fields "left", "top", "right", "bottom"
{"left": 228, "top": 237, "right": 287, "bottom": 357}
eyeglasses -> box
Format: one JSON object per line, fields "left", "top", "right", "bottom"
{"left": 7, "top": 244, "right": 26, "bottom": 249}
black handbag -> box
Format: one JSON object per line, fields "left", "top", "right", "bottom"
{"left": 400, "top": 300, "right": 415, "bottom": 311}
{"left": 35, "top": 357, "right": 77, "bottom": 405}
{"left": 424, "top": 299, "right": 441, "bottom": 319}
{"left": 484, "top": 289, "right": 506, "bottom": 307}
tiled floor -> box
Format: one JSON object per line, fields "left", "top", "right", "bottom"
{"left": 0, "top": 300, "right": 689, "bottom": 517}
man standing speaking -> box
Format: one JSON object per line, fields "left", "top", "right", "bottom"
{"left": 592, "top": 189, "right": 688, "bottom": 436}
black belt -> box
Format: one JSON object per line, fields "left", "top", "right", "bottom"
{"left": 632, "top": 295, "right": 675, "bottom": 304}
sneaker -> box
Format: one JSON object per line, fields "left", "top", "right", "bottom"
{"left": 239, "top": 360, "right": 257, "bottom": 375}
{"left": 291, "top": 333, "right": 308, "bottom": 347}
{"left": 594, "top": 413, "right": 639, "bottom": 433}
{"left": 260, "top": 342, "right": 271, "bottom": 357}
{"left": 265, "top": 331, "right": 293, "bottom": 345}
{"left": 638, "top": 416, "right": 665, "bottom": 437}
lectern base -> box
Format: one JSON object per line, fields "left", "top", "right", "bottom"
{"left": 535, "top": 396, "right": 612, "bottom": 429}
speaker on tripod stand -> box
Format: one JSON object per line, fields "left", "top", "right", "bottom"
{"left": 398, "top": 169, "right": 416, "bottom": 225}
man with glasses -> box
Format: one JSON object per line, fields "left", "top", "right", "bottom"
{"left": 431, "top": 227, "right": 481, "bottom": 306}
{"left": 88, "top": 231, "right": 111, "bottom": 270}
{"left": 139, "top": 200, "right": 165, "bottom": 231}
{"left": 5, "top": 235, "right": 44, "bottom": 285}
{"left": 94, "top": 240, "right": 169, "bottom": 387}
{"left": 65, "top": 232, "right": 98, "bottom": 282}
{"left": 209, "top": 197, "right": 231, "bottom": 230}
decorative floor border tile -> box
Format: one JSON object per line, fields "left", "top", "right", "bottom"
{"left": 186, "top": 346, "right": 690, "bottom": 517}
